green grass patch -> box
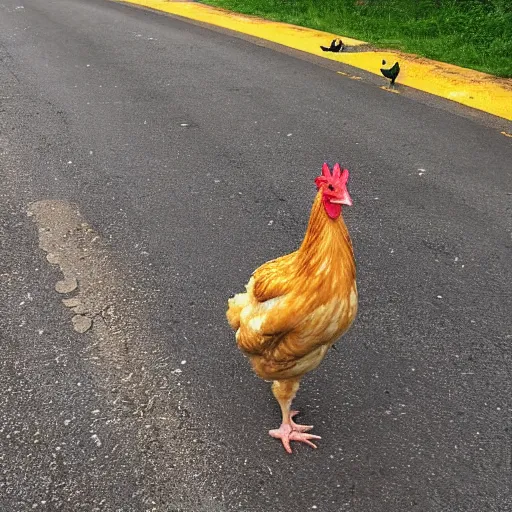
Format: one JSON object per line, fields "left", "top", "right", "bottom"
{"left": 199, "top": 0, "right": 512, "bottom": 78}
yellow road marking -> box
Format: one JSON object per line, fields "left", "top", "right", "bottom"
{"left": 118, "top": 0, "right": 512, "bottom": 120}
{"left": 379, "top": 86, "right": 400, "bottom": 94}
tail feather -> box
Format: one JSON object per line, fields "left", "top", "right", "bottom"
{"left": 226, "top": 292, "right": 250, "bottom": 330}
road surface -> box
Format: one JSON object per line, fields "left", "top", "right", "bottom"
{"left": 0, "top": 0, "right": 511, "bottom": 510}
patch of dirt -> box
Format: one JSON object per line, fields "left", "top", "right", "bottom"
{"left": 27, "top": 200, "right": 225, "bottom": 511}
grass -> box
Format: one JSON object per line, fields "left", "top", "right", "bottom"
{"left": 199, "top": 0, "right": 512, "bottom": 78}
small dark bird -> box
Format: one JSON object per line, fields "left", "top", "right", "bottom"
{"left": 320, "top": 38, "right": 344, "bottom": 53}
{"left": 380, "top": 61, "right": 400, "bottom": 87}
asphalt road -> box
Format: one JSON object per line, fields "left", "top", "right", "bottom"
{"left": 1, "top": 0, "right": 511, "bottom": 510}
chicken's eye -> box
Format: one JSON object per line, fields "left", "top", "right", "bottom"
{"left": 327, "top": 184, "right": 334, "bottom": 191}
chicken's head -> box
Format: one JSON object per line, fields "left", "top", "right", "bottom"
{"left": 315, "top": 162, "right": 352, "bottom": 219}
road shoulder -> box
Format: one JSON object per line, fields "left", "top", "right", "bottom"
{"left": 115, "top": 0, "right": 512, "bottom": 121}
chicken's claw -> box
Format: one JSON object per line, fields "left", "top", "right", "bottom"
{"left": 290, "top": 410, "right": 314, "bottom": 432}
{"left": 269, "top": 421, "right": 321, "bottom": 454}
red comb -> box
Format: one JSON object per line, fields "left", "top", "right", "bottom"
{"left": 316, "top": 162, "right": 349, "bottom": 189}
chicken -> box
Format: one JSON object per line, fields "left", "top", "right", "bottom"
{"left": 320, "top": 38, "right": 344, "bottom": 53}
{"left": 226, "top": 162, "right": 357, "bottom": 453}
{"left": 380, "top": 60, "right": 400, "bottom": 87}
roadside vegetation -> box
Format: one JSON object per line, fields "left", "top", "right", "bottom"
{"left": 200, "top": 0, "right": 512, "bottom": 78}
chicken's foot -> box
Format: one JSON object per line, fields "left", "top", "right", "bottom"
{"left": 270, "top": 380, "right": 321, "bottom": 453}
{"left": 269, "top": 422, "right": 321, "bottom": 454}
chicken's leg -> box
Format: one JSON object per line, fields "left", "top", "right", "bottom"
{"left": 269, "top": 378, "right": 321, "bottom": 454}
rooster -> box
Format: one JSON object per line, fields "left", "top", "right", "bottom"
{"left": 227, "top": 163, "right": 357, "bottom": 453}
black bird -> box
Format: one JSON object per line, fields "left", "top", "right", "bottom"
{"left": 320, "top": 38, "right": 344, "bottom": 53}
{"left": 380, "top": 60, "right": 400, "bottom": 87}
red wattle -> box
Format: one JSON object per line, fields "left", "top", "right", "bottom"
{"left": 323, "top": 196, "right": 341, "bottom": 219}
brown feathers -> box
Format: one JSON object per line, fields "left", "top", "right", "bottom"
{"left": 227, "top": 189, "right": 357, "bottom": 381}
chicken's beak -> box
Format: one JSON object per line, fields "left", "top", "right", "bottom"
{"left": 330, "top": 191, "right": 353, "bottom": 206}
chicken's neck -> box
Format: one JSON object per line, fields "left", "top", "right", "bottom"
{"left": 298, "top": 191, "right": 354, "bottom": 272}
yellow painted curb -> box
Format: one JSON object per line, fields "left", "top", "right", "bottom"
{"left": 118, "top": 0, "right": 512, "bottom": 121}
